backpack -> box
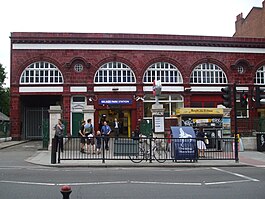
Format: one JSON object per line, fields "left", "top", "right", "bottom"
{"left": 85, "top": 124, "right": 93, "bottom": 135}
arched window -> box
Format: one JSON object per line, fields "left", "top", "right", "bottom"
{"left": 143, "top": 62, "right": 183, "bottom": 83}
{"left": 255, "top": 65, "right": 265, "bottom": 84}
{"left": 94, "top": 62, "right": 136, "bottom": 83}
{"left": 190, "top": 63, "right": 227, "bottom": 84}
{"left": 20, "top": 61, "right": 64, "bottom": 84}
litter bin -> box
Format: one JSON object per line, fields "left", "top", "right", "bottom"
{"left": 170, "top": 126, "right": 197, "bottom": 161}
{"left": 256, "top": 133, "right": 265, "bottom": 152}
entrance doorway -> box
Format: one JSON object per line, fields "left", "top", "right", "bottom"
{"left": 72, "top": 113, "right": 83, "bottom": 136}
{"left": 98, "top": 109, "right": 131, "bottom": 137}
{"left": 21, "top": 95, "right": 61, "bottom": 140}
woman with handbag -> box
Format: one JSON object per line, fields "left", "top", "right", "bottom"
{"left": 196, "top": 127, "right": 206, "bottom": 158}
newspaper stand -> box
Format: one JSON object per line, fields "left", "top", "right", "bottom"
{"left": 171, "top": 126, "right": 197, "bottom": 162}
{"left": 176, "top": 108, "right": 226, "bottom": 151}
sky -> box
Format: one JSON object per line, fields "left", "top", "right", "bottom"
{"left": 0, "top": 0, "right": 263, "bottom": 87}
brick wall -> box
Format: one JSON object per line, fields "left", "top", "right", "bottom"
{"left": 10, "top": 32, "right": 265, "bottom": 139}
{"left": 234, "top": 1, "right": 265, "bottom": 37}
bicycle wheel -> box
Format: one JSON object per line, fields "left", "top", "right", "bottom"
{"left": 153, "top": 147, "right": 167, "bottom": 163}
{"left": 129, "top": 145, "right": 144, "bottom": 163}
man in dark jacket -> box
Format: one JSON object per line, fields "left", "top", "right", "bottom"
{"left": 54, "top": 119, "right": 65, "bottom": 152}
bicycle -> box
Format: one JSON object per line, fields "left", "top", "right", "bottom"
{"left": 129, "top": 137, "right": 167, "bottom": 163}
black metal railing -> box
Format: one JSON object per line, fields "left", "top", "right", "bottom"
{"left": 51, "top": 136, "right": 236, "bottom": 164}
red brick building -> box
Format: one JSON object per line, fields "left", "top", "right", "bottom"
{"left": 10, "top": 32, "right": 265, "bottom": 140}
{"left": 234, "top": 0, "right": 265, "bottom": 37}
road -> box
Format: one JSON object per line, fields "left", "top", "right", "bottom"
{"left": 0, "top": 141, "right": 264, "bottom": 199}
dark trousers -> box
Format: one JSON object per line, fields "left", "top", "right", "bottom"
{"left": 54, "top": 135, "right": 63, "bottom": 152}
{"left": 103, "top": 135, "right": 110, "bottom": 149}
{"left": 96, "top": 137, "right": 101, "bottom": 149}
{"left": 114, "top": 128, "right": 119, "bottom": 139}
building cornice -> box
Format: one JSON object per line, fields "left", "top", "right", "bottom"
{"left": 10, "top": 32, "right": 265, "bottom": 49}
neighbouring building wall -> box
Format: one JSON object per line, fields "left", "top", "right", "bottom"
{"left": 234, "top": 1, "right": 265, "bottom": 38}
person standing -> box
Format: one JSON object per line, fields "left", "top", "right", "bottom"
{"left": 101, "top": 121, "right": 111, "bottom": 150}
{"left": 79, "top": 120, "right": 86, "bottom": 153}
{"left": 95, "top": 130, "right": 102, "bottom": 154}
{"left": 165, "top": 131, "right": 171, "bottom": 152}
{"left": 113, "top": 118, "right": 121, "bottom": 139}
{"left": 196, "top": 127, "right": 206, "bottom": 158}
{"left": 84, "top": 119, "right": 95, "bottom": 154}
{"left": 54, "top": 119, "right": 65, "bottom": 153}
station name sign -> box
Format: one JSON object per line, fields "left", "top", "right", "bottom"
{"left": 99, "top": 99, "right": 132, "bottom": 105}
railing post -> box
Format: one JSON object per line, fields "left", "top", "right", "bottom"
{"left": 102, "top": 136, "right": 105, "bottom": 163}
{"left": 149, "top": 137, "right": 152, "bottom": 163}
{"left": 58, "top": 137, "right": 61, "bottom": 164}
{"left": 51, "top": 138, "right": 56, "bottom": 164}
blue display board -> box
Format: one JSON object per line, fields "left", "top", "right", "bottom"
{"left": 170, "top": 126, "right": 197, "bottom": 160}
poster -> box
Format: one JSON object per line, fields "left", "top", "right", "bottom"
{"left": 153, "top": 115, "right": 164, "bottom": 133}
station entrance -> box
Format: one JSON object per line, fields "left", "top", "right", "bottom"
{"left": 98, "top": 109, "right": 131, "bottom": 137}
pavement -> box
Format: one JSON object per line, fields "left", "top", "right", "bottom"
{"left": 1, "top": 140, "right": 265, "bottom": 168}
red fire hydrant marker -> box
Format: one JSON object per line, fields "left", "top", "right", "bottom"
{"left": 60, "top": 185, "right": 72, "bottom": 199}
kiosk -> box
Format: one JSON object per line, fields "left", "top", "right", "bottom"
{"left": 176, "top": 108, "right": 226, "bottom": 150}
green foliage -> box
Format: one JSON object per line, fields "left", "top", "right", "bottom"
{"left": 0, "top": 88, "right": 10, "bottom": 116}
{"left": 0, "top": 63, "right": 6, "bottom": 87}
{"left": 0, "top": 63, "right": 9, "bottom": 116}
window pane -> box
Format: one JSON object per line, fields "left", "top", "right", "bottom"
{"left": 143, "top": 62, "right": 182, "bottom": 84}
{"left": 144, "top": 102, "right": 153, "bottom": 117}
{"left": 95, "top": 62, "right": 136, "bottom": 83}
{"left": 190, "top": 63, "right": 227, "bottom": 84}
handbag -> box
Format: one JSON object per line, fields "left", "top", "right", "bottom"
{"left": 204, "top": 136, "right": 209, "bottom": 145}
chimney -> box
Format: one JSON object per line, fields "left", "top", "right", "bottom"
{"left": 236, "top": 13, "right": 243, "bottom": 22}
{"left": 263, "top": 0, "right": 265, "bottom": 8}
{"left": 234, "top": 13, "right": 244, "bottom": 36}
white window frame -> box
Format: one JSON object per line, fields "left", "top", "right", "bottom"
{"left": 190, "top": 63, "right": 227, "bottom": 84}
{"left": 255, "top": 65, "right": 265, "bottom": 84}
{"left": 94, "top": 62, "right": 136, "bottom": 84}
{"left": 143, "top": 94, "right": 184, "bottom": 119}
{"left": 20, "top": 61, "right": 64, "bottom": 84}
{"left": 74, "top": 63, "right": 84, "bottom": 73}
{"left": 143, "top": 62, "right": 183, "bottom": 84}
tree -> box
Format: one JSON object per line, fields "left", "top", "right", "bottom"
{"left": 0, "top": 63, "right": 9, "bottom": 116}
{"left": 0, "top": 63, "right": 6, "bottom": 88}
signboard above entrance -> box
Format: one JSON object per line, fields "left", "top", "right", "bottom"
{"left": 99, "top": 99, "right": 132, "bottom": 105}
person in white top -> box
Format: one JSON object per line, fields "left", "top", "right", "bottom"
{"left": 113, "top": 118, "right": 121, "bottom": 140}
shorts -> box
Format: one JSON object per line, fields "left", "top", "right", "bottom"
{"left": 197, "top": 140, "right": 206, "bottom": 150}
{"left": 87, "top": 134, "right": 94, "bottom": 145}
{"left": 80, "top": 137, "right": 86, "bottom": 144}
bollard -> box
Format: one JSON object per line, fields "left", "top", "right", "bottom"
{"left": 60, "top": 185, "right": 72, "bottom": 199}
{"left": 51, "top": 138, "right": 57, "bottom": 164}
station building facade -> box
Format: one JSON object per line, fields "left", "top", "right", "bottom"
{"left": 10, "top": 32, "right": 265, "bottom": 140}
